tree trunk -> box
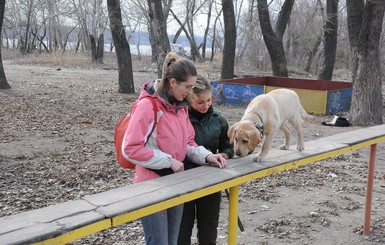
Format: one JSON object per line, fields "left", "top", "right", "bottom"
{"left": 221, "top": 0, "right": 236, "bottom": 79}
{"left": 201, "top": 1, "right": 213, "bottom": 61}
{"left": 96, "top": 33, "right": 104, "bottom": 63}
{"left": 0, "top": 0, "right": 10, "bottom": 89}
{"left": 147, "top": 0, "right": 170, "bottom": 78}
{"left": 89, "top": 0, "right": 104, "bottom": 63}
{"left": 90, "top": 33, "right": 104, "bottom": 64}
{"left": 317, "top": 0, "right": 339, "bottom": 80}
{"left": 304, "top": 34, "right": 322, "bottom": 73}
{"left": 73, "top": 0, "right": 90, "bottom": 51}
{"left": 257, "top": 0, "right": 293, "bottom": 77}
{"left": 346, "top": 0, "right": 364, "bottom": 81}
{"left": 210, "top": 10, "right": 222, "bottom": 63}
{"left": 90, "top": 35, "right": 97, "bottom": 60}
{"left": 107, "top": 0, "right": 135, "bottom": 94}
{"left": 185, "top": 1, "right": 202, "bottom": 61}
{"left": 20, "top": 0, "right": 34, "bottom": 54}
{"left": 349, "top": 0, "right": 384, "bottom": 126}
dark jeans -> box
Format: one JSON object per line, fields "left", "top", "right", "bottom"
{"left": 177, "top": 191, "right": 221, "bottom": 245}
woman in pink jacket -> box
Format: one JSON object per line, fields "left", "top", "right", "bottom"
{"left": 122, "top": 54, "right": 227, "bottom": 245}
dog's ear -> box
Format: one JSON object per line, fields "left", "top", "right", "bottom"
{"left": 228, "top": 123, "right": 238, "bottom": 144}
{"left": 247, "top": 129, "right": 261, "bottom": 150}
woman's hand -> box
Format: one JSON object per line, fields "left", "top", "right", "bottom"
{"left": 170, "top": 158, "right": 184, "bottom": 173}
{"left": 220, "top": 153, "right": 229, "bottom": 160}
{"left": 206, "top": 154, "right": 227, "bottom": 168}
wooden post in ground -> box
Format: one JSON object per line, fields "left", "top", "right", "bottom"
{"left": 363, "top": 143, "right": 377, "bottom": 235}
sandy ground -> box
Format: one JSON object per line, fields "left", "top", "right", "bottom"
{"left": 1, "top": 59, "right": 385, "bottom": 245}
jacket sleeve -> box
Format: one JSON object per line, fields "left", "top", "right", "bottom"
{"left": 218, "top": 116, "right": 234, "bottom": 159}
{"left": 122, "top": 98, "right": 172, "bottom": 169}
{"left": 186, "top": 113, "right": 212, "bottom": 164}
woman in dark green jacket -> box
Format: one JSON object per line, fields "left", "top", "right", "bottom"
{"left": 178, "top": 77, "right": 234, "bottom": 245}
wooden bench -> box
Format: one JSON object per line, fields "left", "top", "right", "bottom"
{"left": 1, "top": 124, "right": 385, "bottom": 245}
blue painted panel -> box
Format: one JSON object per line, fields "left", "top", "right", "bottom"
{"left": 326, "top": 88, "right": 352, "bottom": 114}
{"left": 211, "top": 80, "right": 352, "bottom": 115}
{"left": 211, "top": 82, "right": 264, "bottom": 105}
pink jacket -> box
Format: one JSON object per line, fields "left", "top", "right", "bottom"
{"left": 122, "top": 81, "right": 211, "bottom": 183}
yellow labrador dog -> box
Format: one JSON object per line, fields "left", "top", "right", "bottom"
{"left": 228, "top": 88, "right": 316, "bottom": 162}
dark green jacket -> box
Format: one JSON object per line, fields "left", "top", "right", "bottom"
{"left": 185, "top": 105, "right": 234, "bottom": 169}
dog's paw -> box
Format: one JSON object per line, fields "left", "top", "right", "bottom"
{"left": 253, "top": 154, "right": 264, "bottom": 162}
{"left": 297, "top": 144, "right": 304, "bottom": 151}
{"left": 279, "top": 144, "right": 290, "bottom": 150}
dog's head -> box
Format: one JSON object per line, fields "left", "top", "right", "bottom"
{"left": 228, "top": 121, "right": 262, "bottom": 157}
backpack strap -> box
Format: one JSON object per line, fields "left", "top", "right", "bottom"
{"left": 130, "top": 96, "right": 158, "bottom": 144}
{"left": 139, "top": 97, "right": 174, "bottom": 176}
{"left": 145, "top": 96, "right": 158, "bottom": 143}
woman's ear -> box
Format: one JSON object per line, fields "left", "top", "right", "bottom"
{"left": 169, "top": 78, "right": 177, "bottom": 88}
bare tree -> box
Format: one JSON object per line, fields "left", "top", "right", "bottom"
{"left": 236, "top": 0, "right": 255, "bottom": 59}
{"left": 257, "top": 0, "right": 294, "bottom": 77}
{"left": 200, "top": 0, "right": 214, "bottom": 61}
{"left": 209, "top": 7, "right": 222, "bottom": 63}
{"left": 304, "top": 35, "right": 322, "bottom": 73}
{"left": 300, "top": 0, "right": 324, "bottom": 74}
{"left": 71, "top": 0, "right": 91, "bottom": 52}
{"left": 4, "top": 0, "right": 21, "bottom": 49}
{"left": 147, "top": 0, "right": 170, "bottom": 78}
{"left": 19, "top": 0, "right": 34, "bottom": 54}
{"left": 46, "top": 0, "right": 73, "bottom": 51}
{"left": 4, "top": 0, "right": 85, "bottom": 54}
{"left": 107, "top": 0, "right": 135, "bottom": 93}
{"left": 317, "top": 0, "right": 338, "bottom": 80}
{"left": 346, "top": 0, "right": 364, "bottom": 81}
{"left": 120, "top": 1, "right": 147, "bottom": 59}
{"left": 221, "top": 0, "right": 236, "bottom": 79}
{"left": 169, "top": 0, "right": 205, "bottom": 61}
{"left": 0, "top": 0, "right": 10, "bottom": 89}
{"left": 348, "top": 0, "right": 384, "bottom": 126}
{"left": 90, "top": 0, "right": 104, "bottom": 63}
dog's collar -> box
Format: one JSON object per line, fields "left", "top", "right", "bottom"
{"left": 256, "top": 112, "right": 264, "bottom": 125}
{"left": 255, "top": 123, "right": 264, "bottom": 136}
{"left": 254, "top": 112, "right": 264, "bottom": 136}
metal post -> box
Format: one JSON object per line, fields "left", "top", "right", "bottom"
{"left": 228, "top": 185, "right": 239, "bottom": 245}
{"left": 363, "top": 143, "right": 377, "bottom": 235}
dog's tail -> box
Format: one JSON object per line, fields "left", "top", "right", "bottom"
{"left": 300, "top": 106, "right": 317, "bottom": 123}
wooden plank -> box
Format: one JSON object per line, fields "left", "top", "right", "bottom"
{"left": 1, "top": 124, "right": 385, "bottom": 244}
{"left": 1, "top": 223, "right": 62, "bottom": 245}
{"left": 88, "top": 125, "right": 385, "bottom": 218}
{"left": 32, "top": 219, "right": 112, "bottom": 245}
{"left": 0, "top": 199, "right": 96, "bottom": 234}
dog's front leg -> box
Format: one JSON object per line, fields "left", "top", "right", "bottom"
{"left": 253, "top": 131, "right": 275, "bottom": 162}
{"left": 279, "top": 122, "right": 291, "bottom": 150}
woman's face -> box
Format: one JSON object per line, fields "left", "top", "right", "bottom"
{"left": 192, "top": 91, "right": 212, "bottom": 113}
{"left": 169, "top": 76, "right": 197, "bottom": 101}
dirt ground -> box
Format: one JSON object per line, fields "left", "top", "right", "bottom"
{"left": 1, "top": 56, "right": 385, "bottom": 245}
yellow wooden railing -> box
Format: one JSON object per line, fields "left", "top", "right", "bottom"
{"left": 1, "top": 125, "right": 384, "bottom": 245}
